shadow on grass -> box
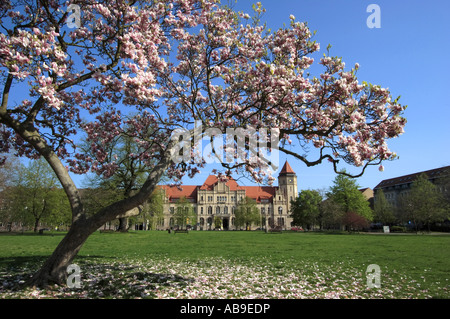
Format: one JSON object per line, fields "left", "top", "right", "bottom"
{"left": 0, "top": 231, "right": 68, "bottom": 237}
{"left": 0, "top": 255, "right": 194, "bottom": 298}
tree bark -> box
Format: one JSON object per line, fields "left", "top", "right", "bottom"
{"left": 1, "top": 108, "right": 175, "bottom": 287}
{"left": 28, "top": 150, "right": 172, "bottom": 287}
{"left": 117, "top": 217, "right": 129, "bottom": 232}
{"left": 29, "top": 218, "right": 94, "bottom": 286}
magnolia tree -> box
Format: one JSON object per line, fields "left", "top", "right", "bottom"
{"left": 0, "top": 0, "right": 406, "bottom": 286}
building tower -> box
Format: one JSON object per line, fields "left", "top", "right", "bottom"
{"left": 278, "top": 160, "right": 298, "bottom": 213}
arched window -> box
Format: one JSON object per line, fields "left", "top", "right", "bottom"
{"left": 200, "top": 218, "right": 205, "bottom": 226}
{"left": 224, "top": 206, "right": 228, "bottom": 214}
{"left": 208, "top": 206, "right": 212, "bottom": 215}
{"left": 216, "top": 206, "right": 220, "bottom": 214}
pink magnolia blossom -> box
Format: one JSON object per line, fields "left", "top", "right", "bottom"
{"left": 0, "top": 0, "right": 406, "bottom": 224}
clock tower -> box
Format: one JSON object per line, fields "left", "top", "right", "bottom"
{"left": 278, "top": 160, "right": 298, "bottom": 212}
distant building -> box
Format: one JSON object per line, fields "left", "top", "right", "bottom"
{"left": 359, "top": 187, "right": 374, "bottom": 209}
{"left": 158, "top": 161, "right": 298, "bottom": 230}
{"left": 373, "top": 165, "right": 450, "bottom": 210}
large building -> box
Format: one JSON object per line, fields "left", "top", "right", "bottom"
{"left": 373, "top": 165, "right": 450, "bottom": 210}
{"left": 158, "top": 161, "right": 298, "bottom": 230}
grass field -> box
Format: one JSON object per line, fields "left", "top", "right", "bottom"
{"left": 0, "top": 230, "right": 449, "bottom": 299}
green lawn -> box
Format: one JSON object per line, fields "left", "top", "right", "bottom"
{"left": 0, "top": 230, "right": 449, "bottom": 299}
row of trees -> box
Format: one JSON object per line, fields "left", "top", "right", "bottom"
{"left": 0, "top": 157, "right": 71, "bottom": 232}
{"left": 0, "top": 155, "right": 166, "bottom": 232}
{"left": 290, "top": 173, "right": 450, "bottom": 232}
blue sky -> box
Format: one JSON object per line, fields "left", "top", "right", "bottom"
{"left": 167, "top": 0, "right": 450, "bottom": 192}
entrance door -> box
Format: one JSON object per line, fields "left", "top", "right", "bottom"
{"left": 222, "top": 218, "right": 229, "bottom": 230}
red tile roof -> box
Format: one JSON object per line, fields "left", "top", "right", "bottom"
{"left": 160, "top": 185, "right": 197, "bottom": 200}
{"left": 280, "top": 161, "right": 295, "bottom": 174}
{"left": 161, "top": 175, "right": 284, "bottom": 203}
{"left": 243, "top": 186, "right": 277, "bottom": 202}
{"left": 199, "top": 175, "right": 244, "bottom": 191}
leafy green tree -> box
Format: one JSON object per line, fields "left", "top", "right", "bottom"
{"left": 373, "top": 189, "right": 395, "bottom": 225}
{"left": 214, "top": 216, "right": 223, "bottom": 229}
{"left": 0, "top": 157, "right": 24, "bottom": 230}
{"left": 318, "top": 197, "right": 345, "bottom": 230}
{"left": 12, "top": 159, "right": 63, "bottom": 232}
{"left": 435, "top": 173, "right": 450, "bottom": 218}
{"left": 290, "top": 190, "right": 322, "bottom": 230}
{"left": 404, "top": 173, "right": 446, "bottom": 232}
{"left": 235, "top": 196, "right": 260, "bottom": 230}
{"left": 327, "top": 174, "right": 373, "bottom": 222}
{"left": 43, "top": 188, "right": 71, "bottom": 230}
{"left": 144, "top": 188, "right": 165, "bottom": 230}
{"left": 174, "top": 196, "right": 197, "bottom": 229}
{"left": 80, "top": 132, "right": 153, "bottom": 232}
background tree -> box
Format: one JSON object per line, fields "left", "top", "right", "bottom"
{"left": 435, "top": 173, "right": 450, "bottom": 218}
{"left": 0, "top": 0, "right": 406, "bottom": 286}
{"left": 373, "top": 188, "right": 395, "bottom": 226}
{"left": 0, "top": 155, "right": 23, "bottom": 231}
{"left": 290, "top": 189, "right": 322, "bottom": 230}
{"left": 144, "top": 188, "right": 165, "bottom": 230}
{"left": 341, "top": 211, "right": 369, "bottom": 232}
{"left": 10, "top": 158, "right": 63, "bottom": 232}
{"left": 235, "top": 196, "right": 260, "bottom": 230}
{"left": 80, "top": 131, "right": 152, "bottom": 232}
{"left": 213, "top": 216, "right": 222, "bottom": 230}
{"left": 404, "top": 174, "right": 446, "bottom": 232}
{"left": 44, "top": 188, "right": 71, "bottom": 230}
{"left": 174, "top": 196, "right": 196, "bottom": 229}
{"left": 327, "top": 174, "right": 373, "bottom": 224}
{"left": 318, "top": 197, "right": 345, "bottom": 230}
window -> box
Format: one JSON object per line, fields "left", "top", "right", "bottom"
{"left": 201, "top": 207, "right": 204, "bottom": 215}
{"left": 261, "top": 207, "right": 265, "bottom": 215}
{"left": 224, "top": 206, "right": 228, "bottom": 214}
{"left": 208, "top": 206, "right": 212, "bottom": 214}
{"left": 278, "top": 207, "right": 283, "bottom": 215}
{"left": 216, "top": 206, "right": 220, "bottom": 214}
{"left": 170, "top": 207, "right": 174, "bottom": 214}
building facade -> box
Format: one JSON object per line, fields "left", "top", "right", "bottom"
{"left": 373, "top": 165, "right": 450, "bottom": 210}
{"left": 159, "top": 161, "right": 298, "bottom": 230}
